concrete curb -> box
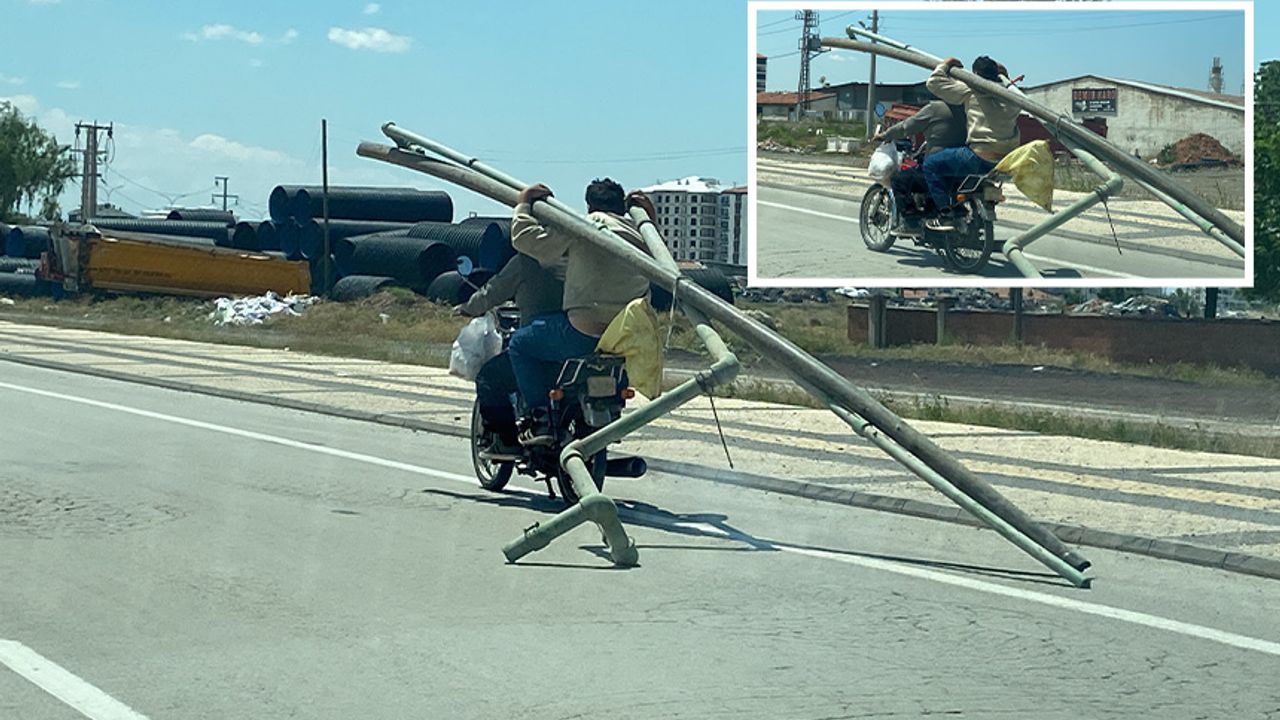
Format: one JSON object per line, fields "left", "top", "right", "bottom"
{"left": 5, "top": 350, "right": 1278, "bottom": 583}
{"left": 668, "top": 367, "right": 1280, "bottom": 441}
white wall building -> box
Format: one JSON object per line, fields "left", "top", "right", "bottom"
{"left": 1022, "top": 75, "right": 1244, "bottom": 159}
{"left": 641, "top": 176, "right": 747, "bottom": 265}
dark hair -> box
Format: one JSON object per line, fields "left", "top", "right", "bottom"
{"left": 585, "top": 178, "right": 626, "bottom": 215}
{"left": 972, "top": 56, "right": 1001, "bottom": 83}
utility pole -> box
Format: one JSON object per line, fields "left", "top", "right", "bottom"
{"left": 73, "top": 121, "right": 112, "bottom": 221}
{"left": 212, "top": 176, "right": 239, "bottom": 211}
{"left": 796, "top": 10, "right": 825, "bottom": 121}
{"left": 864, "top": 10, "right": 879, "bottom": 138}
{"left": 321, "top": 119, "right": 332, "bottom": 297}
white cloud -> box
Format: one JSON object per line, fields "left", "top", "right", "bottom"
{"left": 183, "top": 23, "right": 264, "bottom": 45}
{"left": 363, "top": 3, "right": 381, "bottom": 14}
{"left": 281, "top": 28, "right": 299, "bottom": 44}
{"left": 327, "top": 26, "right": 411, "bottom": 53}
{"left": 56, "top": 80, "right": 80, "bottom": 90}
{"left": 0, "top": 94, "right": 40, "bottom": 116}
{"left": 0, "top": 74, "right": 26, "bottom": 86}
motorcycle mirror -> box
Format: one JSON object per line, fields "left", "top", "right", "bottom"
{"left": 456, "top": 255, "right": 475, "bottom": 277}
{"left": 874, "top": 101, "right": 887, "bottom": 118}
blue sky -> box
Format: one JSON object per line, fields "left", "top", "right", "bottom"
{"left": 0, "top": 1, "right": 1272, "bottom": 221}
{"left": 0, "top": 0, "right": 748, "bottom": 218}
{"left": 758, "top": 7, "right": 1251, "bottom": 94}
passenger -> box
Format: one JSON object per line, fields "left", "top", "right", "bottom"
{"left": 506, "top": 178, "right": 654, "bottom": 445}
{"left": 921, "top": 55, "right": 1022, "bottom": 230}
{"left": 455, "top": 252, "right": 565, "bottom": 451}
{"left": 871, "top": 99, "right": 967, "bottom": 235}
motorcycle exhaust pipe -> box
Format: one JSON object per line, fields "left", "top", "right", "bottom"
{"left": 605, "top": 456, "right": 647, "bottom": 478}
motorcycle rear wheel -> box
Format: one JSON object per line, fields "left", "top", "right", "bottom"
{"left": 555, "top": 448, "right": 607, "bottom": 507}
{"left": 943, "top": 199, "right": 994, "bottom": 273}
{"left": 470, "top": 400, "right": 514, "bottom": 492}
{"left": 859, "top": 184, "right": 896, "bottom": 252}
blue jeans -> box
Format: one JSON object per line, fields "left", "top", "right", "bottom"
{"left": 507, "top": 311, "right": 600, "bottom": 412}
{"left": 922, "top": 146, "right": 996, "bottom": 212}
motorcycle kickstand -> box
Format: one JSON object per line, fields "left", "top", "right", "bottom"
{"left": 542, "top": 478, "right": 557, "bottom": 500}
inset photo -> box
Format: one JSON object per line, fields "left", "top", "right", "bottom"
{"left": 749, "top": 1, "right": 1252, "bottom": 286}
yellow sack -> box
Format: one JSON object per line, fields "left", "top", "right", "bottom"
{"left": 596, "top": 297, "right": 663, "bottom": 399}
{"left": 994, "top": 139, "right": 1055, "bottom": 212}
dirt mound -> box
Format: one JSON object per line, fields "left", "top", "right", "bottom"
{"left": 1166, "top": 133, "right": 1237, "bottom": 164}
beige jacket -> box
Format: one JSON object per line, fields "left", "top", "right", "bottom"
{"left": 511, "top": 202, "right": 649, "bottom": 336}
{"left": 926, "top": 62, "right": 1021, "bottom": 161}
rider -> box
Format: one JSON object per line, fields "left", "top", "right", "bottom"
{"left": 455, "top": 251, "right": 566, "bottom": 451}
{"left": 921, "top": 55, "right": 1022, "bottom": 231}
{"left": 507, "top": 178, "right": 654, "bottom": 445}
{"left": 871, "top": 99, "right": 966, "bottom": 235}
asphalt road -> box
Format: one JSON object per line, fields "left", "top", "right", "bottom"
{"left": 3, "top": 362, "right": 1280, "bottom": 719}
{"left": 755, "top": 166, "right": 1246, "bottom": 283}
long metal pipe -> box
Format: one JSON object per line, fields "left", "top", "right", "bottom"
{"left": 1129, "top": 176, "right": 1245, "bottom": 257}
{"left": 821, "top": 35, "right": 1245, "bottom": 246}
{"left": 357, "top": 138, "right": 1091, "bottom": 572}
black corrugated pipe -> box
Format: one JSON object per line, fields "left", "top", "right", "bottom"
{"left": 650, "top": 267, "right": 735, "bottom": 312}
{"left": 166, "top": 208, "right": 235, "bottom": 224}
{"left": 0, "top": 222, "right": 10, "bottom": 255}
{"left": 0, "top": 258, "right": 40, "bottom": 273}
{"left": 424, "top": 270, "right": 495, "bottom": 305}
{"left": 0, "top": 272, "right": 49, "bottom": 296}
{"left": 277, "top": 220, "right": 303, "bottom": 260}
{"left": 308, "top": 254, "right": 336, "bottom": 296}
{"left": 290, "top": 186, "right": 453, "bottom": 223}
{"left": 297, "top": 219, "right": 413, "bottom": 260}
{"left": 231, "top": 222, "right": 259, "bottom": 250}
{"left": 5, "top": 226, "right": 51, "bottom": 259}
{"left": 333, "top": 234, "right": 456, "bottom": 287}
{"left": 405, "top": 221, "right": 513, "bottom": 270}
{"left": 91, "top": 218, "right": 232, "bottom": 244}
{"left": 329, "top": 274, "right": 398, "bottom": 301}
{"left": 458, "top": 215, "right": 512, "bottom": 235}
{"left": 255, "top": 221, "right": 280, "bottom": 252}
{"left": 269, "top": 185, "right": 305, "bottom": 222}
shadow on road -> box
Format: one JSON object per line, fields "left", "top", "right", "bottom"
{"left": 419, "top": 486, "right": 1075, "bottom": 588}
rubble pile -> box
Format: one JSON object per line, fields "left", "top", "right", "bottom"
{"left": 757, "top": 139, "right": 808, "bottom": 154}
{"left": 1069, "top": 294, "right": 1180, "bottom": 318}
{"left": 1166, "top": 133, "right": 1237, "bottom": 165}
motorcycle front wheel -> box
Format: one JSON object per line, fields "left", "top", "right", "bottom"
{"left": 943, "top": 199, "right": 994, "bottom": 273}
{"left": 859, "top": 184, "right": 896, "bottom": 252}
{"left": 470, "top": 400, "right": 514, "bottom": 492}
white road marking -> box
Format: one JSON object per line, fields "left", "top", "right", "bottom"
{"left": 759, "top": 196, "right": 1137, "bottom": 278}
{"left": 0, "top": 380, "right": 475, "bottom": 486}
{"left": 0, "top": 640, "right": 150, "bottom": 720}
{"left": 5, "top": 378, "right": 1280, "bottom": 660}
{"left": 1020, "top": 252, "right": 1134, "bottom": 278}
{"left": 758, "top": 199, "right": 854, "bottom": 223}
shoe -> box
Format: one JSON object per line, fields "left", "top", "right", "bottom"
{"left": 925, "top": 214, "right": 956, "bottom": 232}
{"left": 517, "top": 412, "right": 555, "bottom": 447}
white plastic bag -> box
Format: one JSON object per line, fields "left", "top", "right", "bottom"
{"left": 867, "top": 142, "right": 900, "bottom": 184}
{"left": 448, "top": 312, "right": 502, "bottom": 381}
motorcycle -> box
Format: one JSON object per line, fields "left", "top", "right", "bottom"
{"left": 859, "top": 137, "right": 1006, "bottom": 274}
{"left": 468, "top": 306, "right": 645, "bottom": 505}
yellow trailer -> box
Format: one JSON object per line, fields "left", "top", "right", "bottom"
{"left": 52, "top": 227, "right": 311, "bottom": 298}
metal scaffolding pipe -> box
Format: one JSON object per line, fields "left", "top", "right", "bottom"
{"left": 357, "top": 136, "right": 1092, "bottom": 574}
{"left": 821, "top": 34, "right": 1245, "bottom": 246}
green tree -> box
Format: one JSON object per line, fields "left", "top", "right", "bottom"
{"left": 0, "top": 101, "right": 77, "bottom": 222}
{"left": 1253, "top": 61, "right": 1280, "bottom": 302}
